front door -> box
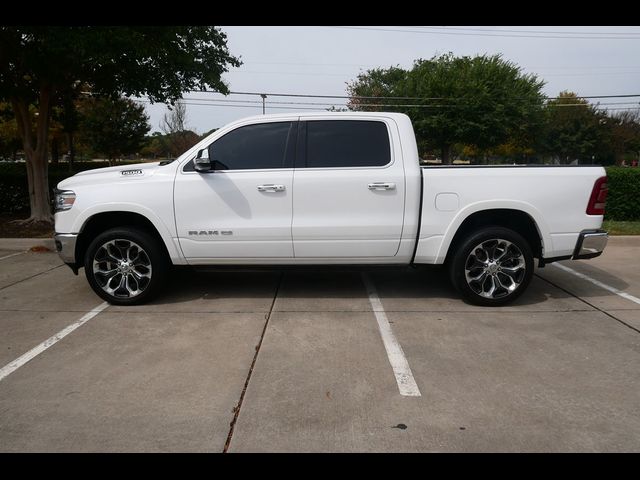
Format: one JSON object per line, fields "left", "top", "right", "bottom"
{"left": 174, "top": 120, "right": 296, "bottom": 260}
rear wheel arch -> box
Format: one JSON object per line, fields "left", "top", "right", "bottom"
{"left": 444, "top": 208, "right": 544, "bottom": 264}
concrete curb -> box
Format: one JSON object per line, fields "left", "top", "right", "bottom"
{"left": 0, "top": 238, "right": 55, "bottom": 251}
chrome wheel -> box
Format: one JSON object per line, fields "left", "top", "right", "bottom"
{"left": 464, "top": 238, "right": 526, "bottom": 299}
{"left": 92, "top": 239, "right": 152, "bottom": 298}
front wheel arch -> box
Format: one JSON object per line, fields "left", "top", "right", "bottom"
{"left": 75, "top": 211, "right": 171, "bottom": 269}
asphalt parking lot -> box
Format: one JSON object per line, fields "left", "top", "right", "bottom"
{"left": 0, "top": 237, "right": 639, "bottom": 452}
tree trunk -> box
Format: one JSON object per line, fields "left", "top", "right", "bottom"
{"left": 441, "top": 145, "right": 452, "bottom": 165}
{"left": 67, "top": 131, "right": 75, "bottom": 172}
{"left": 11, "top": 85, "right": 54, "bottom": 223}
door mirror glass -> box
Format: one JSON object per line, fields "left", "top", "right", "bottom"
{"left": 194, "top": 148, "right": 212, "bottom": 173}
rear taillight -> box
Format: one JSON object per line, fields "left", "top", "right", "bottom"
{"left": 586, "top": 176, "right": 607, "bottom": 215}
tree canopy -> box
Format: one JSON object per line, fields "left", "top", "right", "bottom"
{"left": 0, "top": 26, "right": 240, "bottom": 222}
{"left": 79, "top": 96, "right": 150, "bottom": 165}
{"left": 348, "top": 53, "right": 546, "bottom": 164}
{"left": 539, "top": 91, "right": 611, "bottom": 163}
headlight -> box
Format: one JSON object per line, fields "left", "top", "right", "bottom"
{"left": 54, "top": 189, "right": 76, "bottom": 212}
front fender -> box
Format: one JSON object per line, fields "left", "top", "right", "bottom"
{"left": 73, "top": 203, "right": 185, "bottom": 264}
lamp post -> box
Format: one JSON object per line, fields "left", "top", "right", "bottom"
{"left": 260, "top": 94, "right": 267, "bottom": 115}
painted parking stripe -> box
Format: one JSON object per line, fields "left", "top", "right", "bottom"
{"left": 0, "top": 302, "right": 109, "bottom": 382}
{"left": 0, "top": 252, "right": 25, "bottom": 261}
{"left": 553, "top": 263, "right": 640, "bottom": 306}
{"left": 361, "top": 273, "right": 421, "bottom": 397}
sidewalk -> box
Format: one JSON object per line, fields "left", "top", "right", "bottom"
{"left": 0, "top": 237, "right": 55, "bottom": 251}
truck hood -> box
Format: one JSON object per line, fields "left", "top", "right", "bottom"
{"left": 57, "top": 162, "right": 161, "bottom": 189}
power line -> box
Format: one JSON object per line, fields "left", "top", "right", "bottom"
{"left": 85, "top": 89, "right": 640, "bottom": 104}
{"left": 239, "top": 60, "right": 640, "bottom": 71}
{"left": 228, "top": 70, "right": 353, "bottom": 77}
{"left": 241, "top": 60, "right": 376, "bottom": 68}
{"left": 227, "top": 68, "right": 640, "bottom": 79}
{"left": 190, "top": 90, "right": 640, "bottom": 102}
{"left": 194, "top": 90, "right": 445, "bottom": 101}
{"left": 134, "top": 99, "right": 335, "bottom": 111}
{"left": 171, "top": 96, "right": 640, "bottom": 108}
{"left": 541, "top": 71, "right": 640, "bottom": 77}
{"left": 322, "top": 26, "right": 640, "bottom": 40}
{"left": 406, "top": 26, "right": 640, "bottom": 36}
{"left": 528, "top": 65, "right": 640, "bottom": 70}
{"left": 136, "top": 98, "right": 639, "bottom": 112}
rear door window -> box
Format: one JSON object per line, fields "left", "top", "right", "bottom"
{"left": 304, "top": 120, "right": 391, "bottom": 168}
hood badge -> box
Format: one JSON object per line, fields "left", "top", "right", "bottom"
{"left": 121, "top": 169, "right": 143, "bottom": 176}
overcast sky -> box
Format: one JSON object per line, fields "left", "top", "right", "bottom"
{"left": 143, "top": 26, "right": 640, "bottom": 134}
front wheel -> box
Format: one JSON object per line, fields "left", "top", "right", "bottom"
{"left": 449, "top": 227, "right": 534, "bottom": 306}
{"left": 84, "top": 228, "right": 169, "bottom": 305}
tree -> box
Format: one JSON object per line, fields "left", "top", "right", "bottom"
{"left": 161, "top": 100, "right": 187, "bottom": 134}
{"left": 79, "top": 96, "right": 150, "bottom": 165}
{"left": 160, "top": 100, "right": 201, "bottom": 157}
{"left": 201, "top": 128, "right": 218, "bottom": 139}
{"left": 348, "top": 54, "right": 546, "bottom": 164}
{"left": 56, "top": 83, "right": 84, "bottom": 171}
{"left": 0, "top": 26, "right": 240, "bottom": 223}
{"left": 540, "top": 91, "right": 611, "bottom": 164}
{"left": 140, "top": 132, "right": 170, "bottom": 159}
{"left": 0, "top": 103, "right": 21, "bottom": 160}
{"left": 608, "top": 110, "right": 640, "bottom": 166}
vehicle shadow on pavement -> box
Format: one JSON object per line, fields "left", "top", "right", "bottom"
{"left": 549, "top": 262, "right": 630, "bottom": 291}
{"left": 155, "top": 267, "right": 280, "bottom": 304}
{"left": 144, "top": 265, "right": 584, "bottom": 308}
{"left": 367, "top": 266, "right": 579, "bottom": 307}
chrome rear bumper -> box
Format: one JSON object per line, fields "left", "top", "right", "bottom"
{"left": 573, "top": 230, "right": 608, "bottom": 260}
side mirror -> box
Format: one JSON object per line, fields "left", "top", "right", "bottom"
{"left": 194, "top": 149, "right": 212, "bottom": 173}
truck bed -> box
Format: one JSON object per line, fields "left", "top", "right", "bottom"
{"left": 413, "top": 165, "right": 606, "bottom": 264}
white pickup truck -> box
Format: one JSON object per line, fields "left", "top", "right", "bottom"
{"left": 54, "top": 112, "right": 608, "bottom": 306}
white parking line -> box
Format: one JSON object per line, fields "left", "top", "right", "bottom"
{"left": 0, "top": 302, "right": 109, "bottom": 382}
{"left": 553, "top": 263, "right": 640, "bottom": 306}
{"left": 0, "top": 252, "right": 25, "bottom": 261}
{"left": 361, "top": 273, "right": 421, "bottom": 397}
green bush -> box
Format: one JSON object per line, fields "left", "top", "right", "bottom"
{"left": 605, "top": 167, "right": 640, "bottom": 221}
{"left": 0, "top": 161, "right": 139, "bottom": 215}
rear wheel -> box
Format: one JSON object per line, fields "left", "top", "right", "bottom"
{"left": 84, "top": 228, "right": 169, "bottom": 305}
{"left": 449, "top": 227, "right": 534, "bottom": 306}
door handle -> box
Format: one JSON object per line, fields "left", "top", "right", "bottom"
{"left": 257, "top": 184, "right": 286, "bottom": 192}
{"left": 368, "top": 182, "right": 396, "bottom": 190}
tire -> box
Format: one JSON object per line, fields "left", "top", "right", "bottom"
{"left": 84, "top": 227, "right": 169, "bottom": 305}
{"left": 449, "top": 227, "right": 534, "bottom": 306}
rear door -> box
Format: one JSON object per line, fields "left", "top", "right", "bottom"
{"left": 292, "top": 117, "right": 405, "bottom": 258}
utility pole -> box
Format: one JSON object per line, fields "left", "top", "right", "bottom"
{"left": 260, "top": 94, "right": 267, "bottom": 115}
